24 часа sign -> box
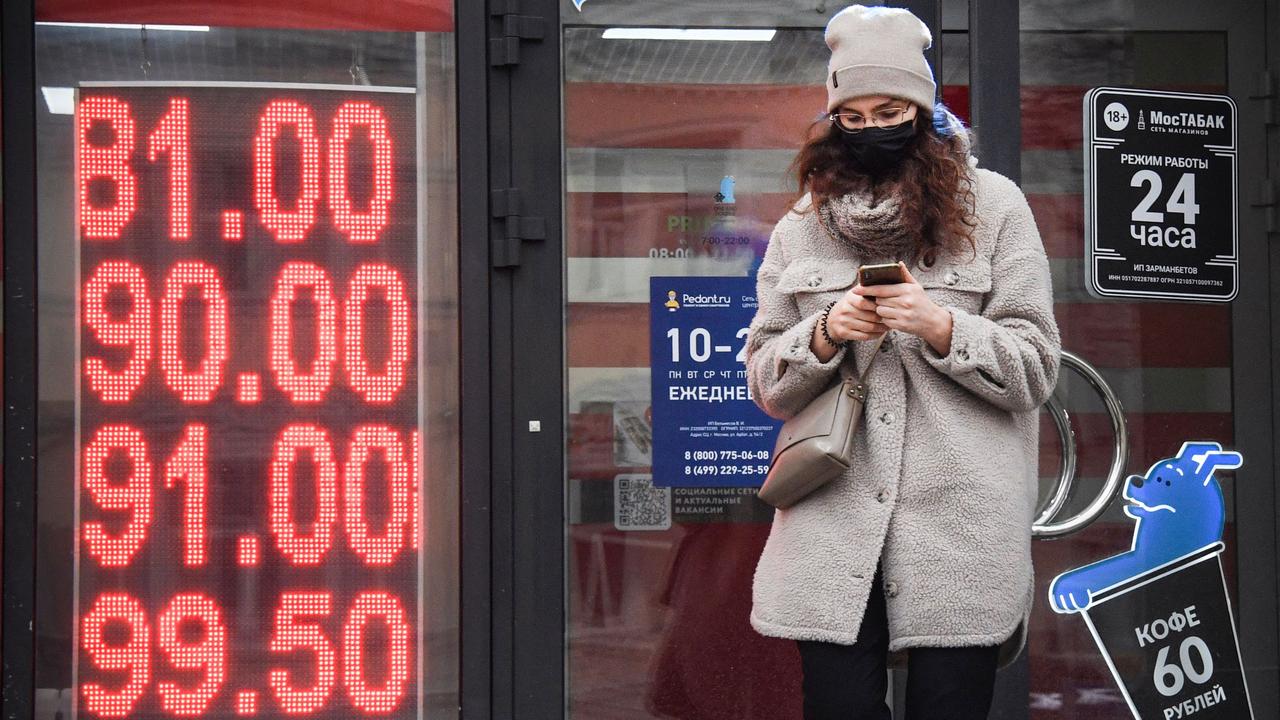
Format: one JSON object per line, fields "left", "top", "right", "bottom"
{"left": 1083, "top": 87, "right": 1237, "bottom": 302}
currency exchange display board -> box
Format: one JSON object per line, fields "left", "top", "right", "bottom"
{"left": 74, "top": 83, "right": 420, "bottom": 720}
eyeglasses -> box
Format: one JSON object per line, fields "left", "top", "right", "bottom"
{"left": 829, "top": 106, "right": 912, "bottom": 133}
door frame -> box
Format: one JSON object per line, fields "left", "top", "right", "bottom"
{"left": 962, "top": 5, "right": 1031, "bottom": 718}
{"left": 1, "top": 1, "right": 40, "bottom": 717}
{"left": 469, "top": 1, "right": 567, "bottom": 718}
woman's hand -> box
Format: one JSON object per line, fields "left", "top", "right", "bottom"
{"left": 828, "top": 287, "right": 888, "bottom": 342}
{"left": 854, "top": 262, "right": 954, "bottom": 355}
{"left": 809, "top": 285, "right": 887, "bottom": 360}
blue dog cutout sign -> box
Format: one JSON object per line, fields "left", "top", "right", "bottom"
{"left": 1050, "top": 441, "right": 1240, "bottom": 612}
{"left": 1049, "top": 442, "right": 1255, "bottom": 719}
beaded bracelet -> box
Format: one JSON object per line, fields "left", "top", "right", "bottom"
{"left": 820, "top": 300, "right": 847, "bottom": 348}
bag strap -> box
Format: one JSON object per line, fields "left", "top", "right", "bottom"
{"left": 856, "top": 331, "right": 889, "bottom": 384}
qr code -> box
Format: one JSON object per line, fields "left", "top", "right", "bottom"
{"left": 614, "top": 473, "right": 671, "bottom": 531}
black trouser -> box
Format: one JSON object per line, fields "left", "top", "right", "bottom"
{"left": 795, "top": 567, "right": 1000, "bottom": 720}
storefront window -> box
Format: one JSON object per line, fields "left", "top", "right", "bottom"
{"left": 31, "top": 13, "right": 458, "bottom": 720}
{"left": 1010, "top": 7, "right": 1234, "bottom": 717}
{"left": 561, "top": 2, "right": 1257, "bottom": 718}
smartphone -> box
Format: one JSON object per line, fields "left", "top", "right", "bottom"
{"left": 858, "top": 262, "right": 906, "bottom": 286}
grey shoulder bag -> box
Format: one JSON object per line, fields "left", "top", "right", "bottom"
{"left": 756, "top": 332, "right": 887, "bottom": 509}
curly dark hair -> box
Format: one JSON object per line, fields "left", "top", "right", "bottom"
{"left": 789, "top": 102, "right": 979, "bottom": 267}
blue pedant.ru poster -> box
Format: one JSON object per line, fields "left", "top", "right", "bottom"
{"left": 649, "top": 276, "right": 781, "bottom": 488}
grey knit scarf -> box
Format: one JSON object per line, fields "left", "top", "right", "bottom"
{"left": 816, "top": 178, "right": 916, "bottom": 264}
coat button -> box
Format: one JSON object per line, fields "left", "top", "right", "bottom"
{"left": 956, "top": 347, "right": 970, "bottom": 361}
{"left": 885, "top": 581, "right": 899, "bottom": 598}
{"left": 879, "top": 337, "right": 892, "bottom": 352}
{"left": 943, "top": 271, "right": 959, "bottom": 286}
{"left": 878, "top": 411, "right": 894, "bottom": 425}
{"left": 875, "top": 488, "right": 889, "bottom": 503}
{"left": 806, "top": 275, "right": 822, "bottom": 288}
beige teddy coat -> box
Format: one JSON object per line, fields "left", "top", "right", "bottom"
{"left": 745, "top": 157, "right": 1061, "bottom": 666}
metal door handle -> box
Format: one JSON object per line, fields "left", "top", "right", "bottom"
{"left": 1032, "top": 350, "right": 1129, "bottom": 538}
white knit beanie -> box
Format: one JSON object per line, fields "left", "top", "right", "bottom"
{"left": 825, "top": 4, "right": 936, "bottom": 113}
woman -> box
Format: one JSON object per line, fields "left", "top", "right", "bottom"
{"left": 744, "top": 5, "right": 1061, "bottom": 720}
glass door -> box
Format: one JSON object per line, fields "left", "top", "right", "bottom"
{"left": 1005, "top": 2, "right": 1275, "bottom": 717}
{"left": 557, "top": 1, "right": 1275, "bottom": 719}
{"left": 562, "top": 7, "right": 834, "bottom": 718}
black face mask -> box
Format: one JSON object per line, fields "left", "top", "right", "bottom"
{"left": 842, "top": 118, "right": 918, "bottom": 175}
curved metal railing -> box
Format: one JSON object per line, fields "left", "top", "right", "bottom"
{"left": 1031, "top": 350, "right": 1130, "bottom": 539}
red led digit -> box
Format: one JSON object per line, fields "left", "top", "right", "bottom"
{"left": 157, "top": 593, "right": 228, "bottom": 715}
{"left": 237, "top": 535, "right": 262, "bottom": 567}
{"left": 235, "top": 692, "right": 259, "bottom": 716}
{"left": 236, "top": 373, "right": 262, "bottom": 403}
{"left": 269, "top": 424, "right": 338, "bottom": 565}
{"left": 80, "top": 593, "right": 150, "bottom": 718}
{"left": 270, "top": 262, "right": 338, "bottom": 403}
{"left": 269, "top": 592, "right": 336, "bottom": 714}
{"left": 254, "top": 99, "right": 321, "bottom": 243}
{"left": 222, "top": 210, "right": 244, "bottom": 242}
{"left": 147, "top": 97, "right": 193, "bottom": 241}
{"left": 411, "top": 430, "right": 421, "bottom": 551}
{"left": 163, "top": 424, "right": 209, "bottom": 567}
{"left": 345, "top": 426, "right": 411, "bottom": 566}
{"left": 343, "top": 592, "right": 411, "bottom": 713}
{"left": 83, "top": 261, "right": 152, "bottom": 403}
{"left": 160, "top": 261, "right": 229, "bottom": 403}
{"left": 77, "top": 96, "right": 138, "bottom": 240}
{"left": 328, "top": 101, "right": 393, "bottom": 244}
{"left": 82, "top": 425, "right": 152, "bottom": 567}
{"left": 345, "top": 264, "right": 411, "bottom": 404}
